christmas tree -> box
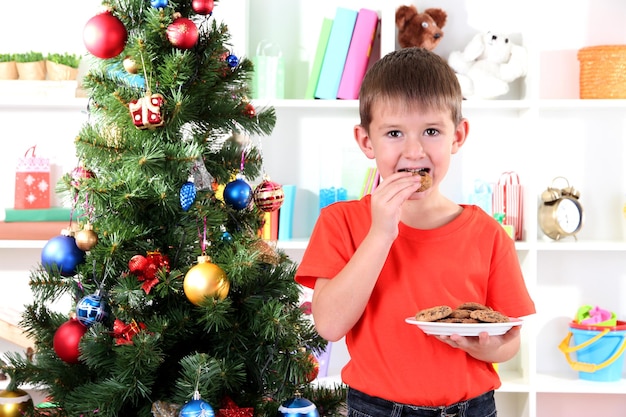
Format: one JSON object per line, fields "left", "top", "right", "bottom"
{"left": 1, "top": 1, "right": 345, "bottom": 416}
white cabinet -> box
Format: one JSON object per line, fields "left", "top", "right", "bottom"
{"left": 245, "top": 1, "right": 626, "bottom": 417}
{"left": 2, "top": 1, "right": 626, "bottom": 416}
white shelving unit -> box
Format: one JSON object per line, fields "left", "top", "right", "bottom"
{"left": 2, "top": 1, "right": 626, "bottom": 416}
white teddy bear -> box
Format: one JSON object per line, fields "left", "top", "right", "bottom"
{"left": 448, "top": 31, "right": 528, "bottom": 99}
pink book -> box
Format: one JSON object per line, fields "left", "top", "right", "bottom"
{"left": 337, "top": 8, "right": 379, "bottom": 100}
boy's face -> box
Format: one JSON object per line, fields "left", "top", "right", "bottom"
{"left": 354, "top": 100, "right": 468, "bottom": 197}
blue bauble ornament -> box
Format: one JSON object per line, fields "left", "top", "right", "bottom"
{"left": 224, "top": 179, "right": 252, "bottom": 210}
{"left": 226, "top": 54, "right": 239, "bottom": 68}
{"left": 180, "top": 180, "right": 197, "bottom": 211}
{"left": 76, "top": 293, "right": 109, "bottom": 328}
{"left": 179, "top": 392, "right": 214, "bottom": 417}
{"left": 221, "top": 231, "right": 233, "bottom": 243}
{"left": 41, "top": 234, "right": 86, "bottom": 277}
{"left": 278, "top": 396, "right": 319, "bottom": 417}
{"left": 151, "top": 0, "right": 168, "bottom": 8}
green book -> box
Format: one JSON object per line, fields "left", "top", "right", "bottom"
{"left": 305, "top": 17, "right": 333, "bottom": 99}
{"left": 4, "top": 207, "right": 72, "bottom": 222}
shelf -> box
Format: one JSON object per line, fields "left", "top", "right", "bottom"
{"left": 0, "top": 241, "right": 47, "bottom": 249}
{"left": 536, "top": 240, "right": 626, "bottom": 251}
{"left": 0, "top": 96, "right": 88, "bottom": 110}
{"left": 4, "top": 95, "right": 625, "bottom": 113}
{"left": 535, "top": 373, "right": 626, "bottom": 394}
{"left": 274, "top": 239, "right": 309, "bottom": 250}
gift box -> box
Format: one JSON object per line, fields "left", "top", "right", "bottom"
{"left": 467, "top": 179, "right": 493, "bottom": 215}
{"left": 14, "top": 145, "right": 51, "bottom": 209}
{"left": 251, "top": 41, "right": 285, "bottom": 99}
{"left": 492, "top": 172, "right": 523, "bottom": 240}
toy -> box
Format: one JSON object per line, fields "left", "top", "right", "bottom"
{"left": 448, "top": 31, "right": 528, "bottom": 99}
{"left": 395, "top": 5, "right": 447, "bottom": 51}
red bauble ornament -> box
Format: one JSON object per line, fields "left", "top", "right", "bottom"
{"left": 244, "top": 103, "right": 256, "bottom": 118}
{"left": 306, "top": 353, "right": 320, "bottom": 383}
{"left": 253, "top": 179, "right": 284, "bottom": 212}
{"left": 83, "top": 11, "right": 128, "bottom": 59}
{"left": 167, "top": 17, "right": 199, "bottom": 49}
{"left": 192, "top": 0, "right": 214, "bottom": 15}
{"left": 129, "top": 254, "right": 149, "bottom": 274}
{"left": 53, "top": 318, "right": 87, "bottom": 363}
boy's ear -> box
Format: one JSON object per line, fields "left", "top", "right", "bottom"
{"left": 451, "top": 118, "right": 469, "bottom": 154}
{"left": 354, "top": 125, "right": 376, "bottom": 159}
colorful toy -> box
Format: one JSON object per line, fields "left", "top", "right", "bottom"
{"left": 448, "top": 31, "right": 528, "bottom": 99}
{"left": 395, "top": 5, "right": 447, "bottom": 51}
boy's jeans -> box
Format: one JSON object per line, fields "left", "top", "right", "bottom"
{"left": 347, "top": 388, "right": 496, "bottom": 417}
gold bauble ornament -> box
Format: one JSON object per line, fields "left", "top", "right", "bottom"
{"left": 75, "top": 223, "right": 98, "bottom": 251}
{"left": 183, "top": 255, "right": 229, "bottom": 305}
{"left": 123, "top": 56, "right": 138, "bottom": 74}
{"left": 0, "top": 389, "right": 33, "bottom": 417}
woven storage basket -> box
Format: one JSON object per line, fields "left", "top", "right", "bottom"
{"left": 578, "top": 45, "right": 626, "bottom": 99}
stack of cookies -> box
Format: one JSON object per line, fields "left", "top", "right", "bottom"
{"left": 415, "top": 302, "right": 510, "bottom": 323}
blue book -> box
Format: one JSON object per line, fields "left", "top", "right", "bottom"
{"left": 314, "top": 7, "right": 358, "bottom": 99}
{"left": 278, "top": 185, "right": 296, "bottom": 241}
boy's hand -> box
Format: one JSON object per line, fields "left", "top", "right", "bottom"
{"left": 435, "top": 326, "right": 521, "bottom": 363}
{"left": 369, "top": 171, "right": 422, "bottom": 240}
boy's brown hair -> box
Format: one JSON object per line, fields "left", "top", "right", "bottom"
{"left": 358, "top": 47, "right": 463, "bottom": 131}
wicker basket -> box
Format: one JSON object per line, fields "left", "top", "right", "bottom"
{"left": 578, "top": 45, "right": 626, "bottom": 99}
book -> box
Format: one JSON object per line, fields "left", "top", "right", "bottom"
{"left": 4, "top": 207, "right": 72, "bottom": 222}
{"left": 314, "top": 7, "right": 358, "bottom": 99}
{"left": 337, "top": 8, "right": 379, "bottom": 100}
{"left": 360, "top": 167, "right": 379, "bottom": 197}
{"left": 260, "top": 209, "right": 279, "bottom": 241}
{"left": 305, "top": 17, "right": 333, "bottom": 99}
{"left": 0, "top": 221, "right": 68, "bottom": 240}
{"left": 278, "top": 185, "right": 296, "bottom": 241}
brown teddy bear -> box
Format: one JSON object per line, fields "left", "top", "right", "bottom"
{"left": 396, "top": 5, "right": 447, "bottom": 51}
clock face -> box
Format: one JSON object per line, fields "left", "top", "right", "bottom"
{"left": 556, "top": 198, "right": 582, "bottom": 234}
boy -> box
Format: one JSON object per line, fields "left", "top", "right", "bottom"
{"left": 295, "top": 47, "right": 535, "bottom": 416}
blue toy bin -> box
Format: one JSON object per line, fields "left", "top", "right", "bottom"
{"left": 559, "top": 320, "right": 626, "bottom": 382}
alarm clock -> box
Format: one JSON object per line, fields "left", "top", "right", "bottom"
{"left": 538, "top": 177, "right": 583, "bottom": 241}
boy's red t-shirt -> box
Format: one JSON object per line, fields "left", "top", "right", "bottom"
{"left": 295, "top": 196, "right": 535, "bottom": 406}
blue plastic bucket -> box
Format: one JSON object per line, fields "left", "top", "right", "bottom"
{"left": 559, "top": 321, "right": 626, "bottom": 382}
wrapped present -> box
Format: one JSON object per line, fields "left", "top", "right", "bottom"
{"left": 217, "top": 397, "right": 253, "bottom": 417}
{"left": 129, "top": 93, "right": 165, "bottom": 129}
{"left": 467, "top": 179, "right": 493, "bottom": 215}
{"left": 492, "top": 172, "right": 523, "bottom": 240}
{"left": 252, "top": 41, "right": 285, "bottom": 99}
{"left": 14, "top": 145, "right": 50, "bottom": 209}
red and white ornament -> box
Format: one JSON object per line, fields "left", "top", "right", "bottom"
{"left": 253, "top": 179, "right": 284, "bottom": 212}
{"left": 70, "top": 165, "right": 95, "bottom": 189}
{"left": 129, "top": 93, "right": 165, "bottom": 129}
{"left": 167, "top": 17, "right": 198, "bottom": 49}
{"left": 83, "top": 11, "right": 128, "bottom": 59}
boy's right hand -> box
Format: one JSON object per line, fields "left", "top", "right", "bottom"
{"left": 369, "top": 171, "right": 423, "bottom": 241}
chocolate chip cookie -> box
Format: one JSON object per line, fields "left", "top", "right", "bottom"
{"left": 470, "top": 309, "right": 510, "bottom": 323}
{"left": 415, "top": 305, "right": 452, "bottom": 322}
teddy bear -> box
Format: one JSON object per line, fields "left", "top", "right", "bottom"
{"left": 448, "top": 31, "right": 528, "bottom": 99}
{"left": 395, "top": 5, "right": 447, "bottom": 51}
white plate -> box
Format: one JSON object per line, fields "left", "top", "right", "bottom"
{"left": 405, "top": 317, "right": 523, "bottom": 336}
